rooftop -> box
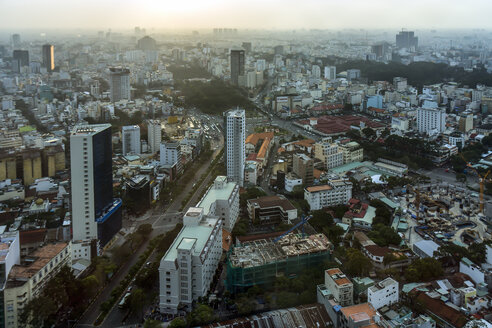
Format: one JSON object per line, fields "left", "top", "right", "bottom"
{"left": 197, "top": 178, "right": 238, "bottom": 216}
{"left": 8, "top": 242, "right": 68, "bottom": 280}
{"left": 229, "top": 233, "right": 332, "bottom": 268}
{"left": 161, "top": 216, "right": 221, "bottom": 263}
{"left": 71, "top": 124, "right": 111, "bottom": 136}
{"left": 247, "top": 195, "right": 296, "bottom": 211}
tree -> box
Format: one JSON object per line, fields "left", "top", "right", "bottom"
{"left": 240, "top": 187, "right": 267, "bottom": 208}
{"left": 368, "top": 224, "right": 402, "bottom": 247}
{"left": 362, "top": 127, "right": 376, "bottom": 139}
{"left": 187, "top": 304, "right": 216, "bottom": 326}
{"left": 344, "top": 248, "right": 372, "bottom": 276}
{"left": 276, "top": 291, "right": 298, "bottom": 308}
{"left": 404, "top": 258, "right": 443, "bottom": 282}
{"left": 310, "top": 209, "right": 334, "bottom": 232}
{"left": 235, "top": 296, "right": 257, "bottom": 315}
{"left": 137, "top": 223, "right": 153, "bottom": 236}
{"left": 129, "top": 288, "right": 146, "bottom": 320}
{"left": 144, "top": 319, "right": 163, "bottom": 328}
{"left": 19, "top": 295, "right": 58, "bottom": 328}
{"left": 169, "top": 318, "right": 186, "bottom": 328}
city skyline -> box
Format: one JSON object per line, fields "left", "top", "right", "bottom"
{"left": 1, "top": 0, "right": 492, "bottom": 30}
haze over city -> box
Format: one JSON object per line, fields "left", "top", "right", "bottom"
{"left": 1, "top": 0, "right": 492, "bottom": 328}
{"left": 2, "top": 0, "right": 492, "bottom": 30}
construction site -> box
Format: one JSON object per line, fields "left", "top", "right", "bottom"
{"left": 226, "top": 233, "right": 333, "bottom": 294}
{"left": 401, "top": 182, "right": 489, "bottom": 245}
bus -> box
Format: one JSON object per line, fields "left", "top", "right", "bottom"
{"left": 118, "top": 292, "right": 131, "bottom": 309}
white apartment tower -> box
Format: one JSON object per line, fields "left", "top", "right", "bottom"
{"left": 160, "top": 142, "right": 182, "bottom": 174}
{"left": 122, "top": 125, "right": 141, "bottom": 155}
{"left": 367, "top": 277, "right": 399, "bottom": 309}
{"left": 159, "top": 207, "right": 222, "bottom": 314}
{"left": 304, "top": 180, "right": 353, "bottom": 211}
{"left": 324, "top": 66, "right": 336, "bottom": 80}
{"left": 417, "top": 107, "right": 446, "bottom": 135}
{"left": 225, "top": 109, "right": 245, "bottom": 187}
{"left": 148, "top": 120, "right": 162, "bottom": 154}
{"left": 109, "top": 67, "right": 131, "bottom": 102}
{"left": 70, "top": 124, "right": 122, "bottom": 262}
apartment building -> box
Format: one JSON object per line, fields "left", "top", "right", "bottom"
{"left": 367, "top": 277, "right": 399, "bottom": 310}
{"left": 159, "top": 208, "right": 222, "bottom": 314}
{"left": 247, "top": 195, "right": 297, "bottom": 225}
{"left": 4, "top": 242, "right": 71, "bottom": 328}
{"left": 314, "top": 138, "right": 344, "bottom": 170}
{"left": 304, "top": 180, "right": 352, "bottom": 210}
{"left": 196, "top": 176, "right": 239, "bottom": 231}
{"left": 324, "top": 268, "right": 353, "bottom": 306}
{"left": 292, "top": 153, "right": 314, "bottom": 185}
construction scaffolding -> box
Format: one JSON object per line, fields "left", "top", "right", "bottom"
{"left": 226, "top": 233, "right": 333, "bottom": 294}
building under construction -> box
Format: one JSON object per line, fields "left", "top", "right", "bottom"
{"left": 226, "top": 233, "right": 333, "bottom": 294}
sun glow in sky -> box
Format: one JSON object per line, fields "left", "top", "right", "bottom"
{"left": 1, "top": 0, "right": 492, "bottom": 30}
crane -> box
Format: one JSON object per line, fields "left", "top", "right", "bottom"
{"left": 406, "top": 185, "right": 448, "bottom": 221}
{"left": 273, "top": 215, "right": 312, "bottom": 243}
{"left": 459, "top": 154, "right": 490, "bottom": 213}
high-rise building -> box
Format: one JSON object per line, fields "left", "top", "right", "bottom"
{"left": 159, "top": 207, "right": 222, "bottom": 314}
{"left": 70, "top": 124, "right": 122, "bottom": 262}
{"left": 242, "top": 42, "right": 252, "bottom": 53}
{"left": 324, "top": 66, "right": 336, "bottom": 80}
{"left": 274, "top": 45, "right": 284, "bottom": 55}
{"left": 230, "top": 49, "right": 245, "bottom": 86}
{"left": 311, "top": 65, "right": 321, "bottom": 79}
{"left": 12, "top": 50, "right": 29, "bottom": 73}
{"left": 137, "top": 36, "right": 157, "bottom": 51}
{"left": 42, "top": 44, "right": 54, "bottom": 72}
{"left": 371, "top": 42, "right": 389, "bottom": 59}
{"left": 109, "top": 67, "right": 131, "bottom": 102}
{"left": 160, "top": 142, "right": 182, "bottom": 175}
{"left": 10, "top": 34, "right": 20, "bottom": 49}
{"left": 292, "top": 153, "right": 314, "bottom": 186}
{"left": 417, "top": 108, "right": 446, "bottom": 135}
{"left": 147, "top": 120, "right": 162, "bottom": 154}
{"left": 225, "top": 109, "right": 245, "bottom": 187}
{"left": 122, "top": 125, "right": 141, "bottom": 155}
{"left": 0, "top": 231, "right": 20, "bottom": 327}
{"left": 396, "top": 30, "right": 418, "bottom": 50}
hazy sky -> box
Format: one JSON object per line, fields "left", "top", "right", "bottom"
{"left": 1, "top": 0, "right": 491, "bottom": 30}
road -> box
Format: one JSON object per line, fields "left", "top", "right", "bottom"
{"left": 75, "top": 141, "right": 224, "bottom": 328}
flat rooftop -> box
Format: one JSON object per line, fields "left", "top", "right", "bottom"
{"left": 197, "top": 181, "right": 237, "bottom": 216}
{"left": 161, "top": 216, "right": 220, "bottom": 263}
{"left": 71, "top": 124, "right": 111, "bottom": 136}
{"left": 229, "top": 233, "right": 332, "bottom": 268}
{"left": 8, "top": 242, "right": 68, "bottom": 280}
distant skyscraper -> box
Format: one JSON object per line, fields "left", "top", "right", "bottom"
{"left": 70, "top": 124, "right": 122, "bottom": 262}
{"left": 312, "top": 65, "right": 321, "bottom": 79}
{"left": 242, "top": 42, "right": 252, "bottom": 53}
{"left": 10, "top": 34, "right": 20, "bottom": 49}
{"left": 42, "top": 44, "right": 55, "bottom": 72}
{"left": 122, "top": 125, "right": 141, "bottom": 155}
{"left": 274, "top": 45, "right": 284, "bottom": 55}
{"left": 396, "top": 31, "right": 418, "bottom": 50}
{"left": 324, "top": 66, "right": 336, "bottom": 80}
{"left": 230, "top": 50, "right": 245, "bottom": 86}
{"left": 225, "top": 109, "right": 245, "bottom": 187}
{"left": 147, "top": 120, "right": 162, "bottom": 154}
{"left": 12, "top": 50, "right": 29, "bottom": 73}
{"left": 137, "top": 36, "right": 157, "bottom": 51}
{"left": 109, "top": 67, "right": 131, "bottom": 102}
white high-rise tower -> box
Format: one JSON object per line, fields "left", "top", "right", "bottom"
{"left": 122, "top": 125, "right": 141, "bottom": 155}
{"left": 148, "top": 120, "right": 162, "bottom": 154}
{"left": 225, "top": 109, "right": 245, "bottom": 187}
